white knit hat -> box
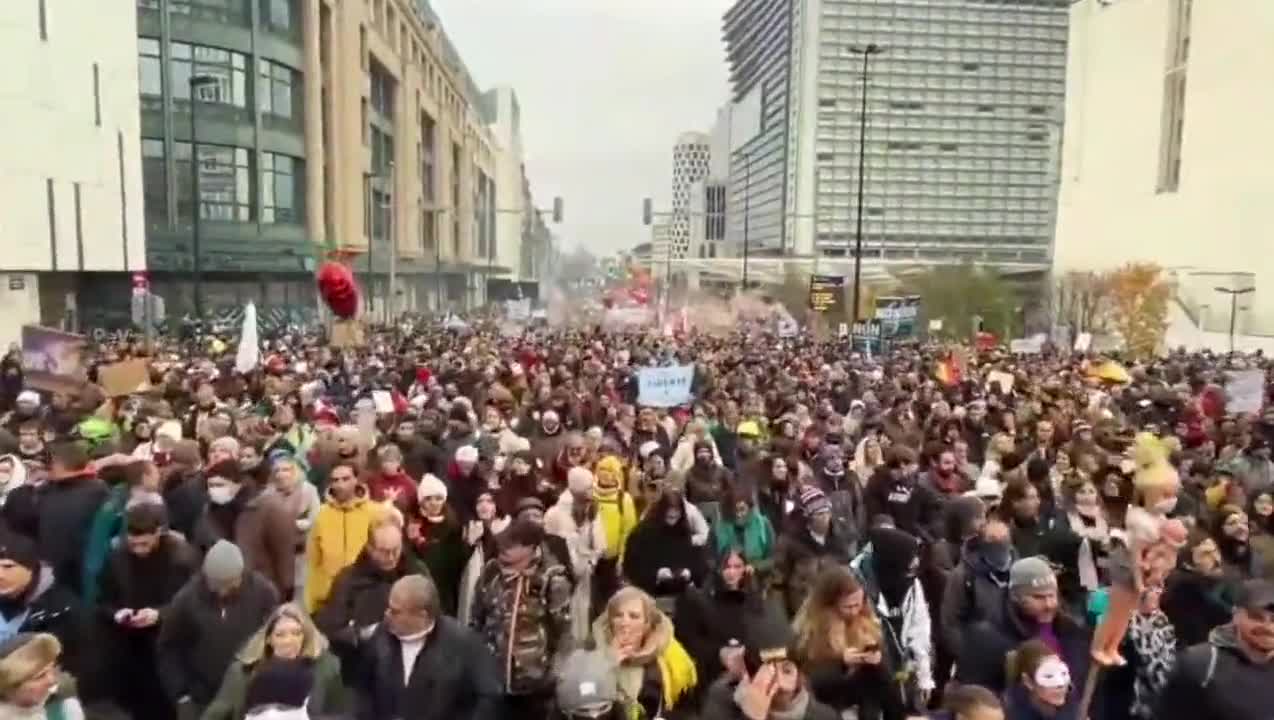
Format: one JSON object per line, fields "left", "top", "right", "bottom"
{"left": 455, "top": 445, "right": 479, "bottom": 464}
{"left": 567, "top": 466, "right": 595, "bottom": 495}
{"left": 418, "top": 473, "right": 448, "bottom": 502}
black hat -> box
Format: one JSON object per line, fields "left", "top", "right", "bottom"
{"left": 0, "top": 530, "right": 40, "bottom": 576}
{"left": 742, "top": 609, "right": 796, "bottom": 674}
{"left": 243, "top": 658, "right": 314, "bottom": 712}
{"left": 125, "top": 502, "right": 168, "bottom": 535}
{"left": 1237, "top": 579, "right": 1274, "bottom": 613}
{"left": 205, "top": 459, "right": 242, "bottom": 484}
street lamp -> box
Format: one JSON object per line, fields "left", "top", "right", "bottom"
{"left": 848, "top": 42, "right": 884, "bottom": 323}
{"left": 1215, "top": 286, "right": 1255, "bottom": 353}
{"left": 188, "top": 74, "right": 219, "bottom": 320}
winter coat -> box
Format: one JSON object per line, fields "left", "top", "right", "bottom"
{"left": 98, "top": 534, "right": 198, "bottom": 620}
{"left": 357, "top": 616, "right": 503, "bottom": 720}
{"left": 1161, "top": 566, "right": 1235, "bottom": 648}
{"left": 863, "top": 474, "right": 941, "bottom": 542}
{"left": 0, "top": 565, "right": 88, "bottom": 682}
{"left": 954, "top": 599, "right": 1091, "bottom": 696}
{"left": 701, "top": 679, "right": 838, "bottom": 720}
{"left": 365, "top": 468, "right": 419, "bottom": 518}
{"left": 939, "top": 542, "right": 1011, "bottom": 657}
{"left": 713, "top": 508, "right": 775, "bottom": 573}
{"left": 192, "top": 488, "right": 298, "bottom": 597}
{"left": 623, "top": 518, "right": 708, "bottom": 598}
{"left": 772, "top": 525, "right": 853, "bottom": 617}
{"left": 1003, "top": 684, "right": 1081, "bottom": 720}
{"left": 80, "top": 484, "right": 131, "bottom": 606}
{"left": 594, "top": 486, "right": 638, "bottom": 561}
{"left": 850, "top": 547, "right": 936, "bottom": 693}
{"left": 590, "top": 607, "right": 697, "bottom": 718}
{"left": 674, "top": 580, "right": 774, "bottom": 683}
{"left": 314, "top": 548, "right": 426, "bottom": 656}
{"left": 1155, "top": 622, "right": 1274, "bottom": 720}
{"left": 469, "top": 552, "right": 573, "bottom": 695}
{"left": 156, "top": 571, "right": 280, "bottom": 705}
{"left": 200, "top": 651, "right": 345, "bottom": 720}
{"left": 304, "top": 488, "right": 379, "bottom": 612}
{"left": 544, "top": 490, "right": 608, "bottom": 642}
{"left": 406, "top": 511, "right": 471, "bottom": 616}
{"left": 25, "top": 473, "right": 109, "bottom": 596}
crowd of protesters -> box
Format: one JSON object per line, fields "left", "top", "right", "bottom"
{"left": 0, "top": 317, "right": 1270, "bottom": 720}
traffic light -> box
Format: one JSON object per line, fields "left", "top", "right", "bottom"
{"left": 642, "top": 198, "right": 653, "bottom": 226}
{"left": 552, "top": 197, "right": 564, "bottom": 223}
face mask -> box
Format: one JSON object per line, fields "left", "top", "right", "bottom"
{"left": 208, "top": 485, "right": 237, "bottom": 505}
{"left": 983, "top": 539, "right": 1013, "bottom": 570}
{"left": 1033, "top": 657, "right": 1070, "bottom": 690}
{"left": 1153, "top": 496, "right": 1177, "bottom": 514}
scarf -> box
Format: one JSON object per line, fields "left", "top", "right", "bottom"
{"left": 594, "top": 486, "right": 635, "bottom": 559}
{"left": 714, "top": 510, "right": 773, "bottom": 565}
{"left": 1067, "top": 510, "right": 1108, "bottom": 591}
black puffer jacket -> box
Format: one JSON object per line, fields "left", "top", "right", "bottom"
{"left": 674, "top": 574, "right": 775, "bottom": 683}
{"left": 623, "top": 515, "right": 707, "bottom": 598}
{"left": 1156, "top": 623, "right": 1274, "bottom": 720}
{"left": 939, "top": 541, "right": 1012, "bottom": 657}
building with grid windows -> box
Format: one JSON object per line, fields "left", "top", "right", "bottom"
{"left": 724, "top": 0, "right": 1068, "bottom": 266}
{"left": 1055, "top": 0, "right": 1274, "bottom": 336}
{"left": 669, "top": 133, "right": 712, "bottom": 262}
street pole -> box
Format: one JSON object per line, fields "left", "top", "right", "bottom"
{"left": 1216, "top": 285, "right": 1255, "bottom": 353}
{"left": 386, "top": 161, "right": 396, "bottom": 322}
{"left": 188, "top": 76, "right": 215, "bottom": 321}
{"left": 849, "top": 43, "right": 883, "bottom": 323}
{"left": 741, "top": 150, "right": 751, "bottom": 292}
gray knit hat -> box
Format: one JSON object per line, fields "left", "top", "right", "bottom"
{"left": 555, "top": 650, "right": 619, "bottom": 714}
{"left": 203, "top": 540, "right": 245, "bottom": 588}
{"left": 1009, "top": 556, "right": 1057, "bottom": 594}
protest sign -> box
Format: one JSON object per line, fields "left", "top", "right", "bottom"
{"left": 987, "top": 370, "right": 1016, "bottom": 394}
{"left": 1009, "top": 334, "right": 1046, "bottom": 355}
{"left": 874, "top": 296, "right": 921, "bottom": 339}
{"left": 637, "top": 364, "right": 695, "bottom": 407}
{"left": 97, "top": 359, "right": 150, "bottom": 397}
{"left": 372, "top": 390, "right": 395, "bottom": 415}
{"left": 21, "top": 325, "right": 88, "bottom": 392}
{"left": 1226, "top": 369, "right": 1265, "bottom": 415}
{"left": 330, "top": 320, "right": 365, "bottom": 348}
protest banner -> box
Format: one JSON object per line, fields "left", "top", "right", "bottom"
{"left": 874, "top": 296, "right": 921, "bottom": 339}
{"left": 97, "top": 359, "right": 151, "bottom": 397}
{"left": 1226, "top": 369, "right": 1265, "bottom": 415}
{"left": 330, "top": 319, "right": 365, "bottom": 348}
{"left": 807, "top": 275, "right": 846, "bottom": 314}
{"left": 21, "top": 325, "right": 89, "bottom": 392}
{"left": 637, "top": 364, "right": 695, "bottom": 407}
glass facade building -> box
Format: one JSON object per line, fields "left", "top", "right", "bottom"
{"left": 810, "top": 0, "right": 1068, "bottom": 265}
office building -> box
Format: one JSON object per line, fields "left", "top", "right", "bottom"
{"left": 132, "top": 0, "right": 507, "bottom": 321}
{"left": 669, "top": 132, "right": 712, "bottom": 263}
{"left": 1054, "top": 0, "right": 1274, "bottom": 335}
{"left": 724, "top": 0, "right": 1068, "bottom": 266}
{"left": 0, "top": 0, "right": 146, "bottom": 342}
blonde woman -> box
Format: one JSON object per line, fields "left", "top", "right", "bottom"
{"left": 793, "top": 566, "right": 904, "bottom": 720}
{"left": 591, "top": 586, "right": 697, "bottom": 720}
{"left": 201, "top": 603, "right": 346, "bottom": 720}
{"left": 852, "top": 436, "right": 885, "bottom": 489}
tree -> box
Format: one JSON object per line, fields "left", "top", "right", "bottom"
{"left": 1107, "top": 262, "right": 1171, "bottom": 358}
{"left": 1054, "top": 270, "right": 1112, "bottom": 333}
{"left": 771, "top": 266, "right": 812, "bottom": 321}
{"left": 901, "top": 263, "right": 1019, "bottom": 339}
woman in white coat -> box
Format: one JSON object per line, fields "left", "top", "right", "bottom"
{"left": 544, "top": 466, "right": 609, "bottom": 642}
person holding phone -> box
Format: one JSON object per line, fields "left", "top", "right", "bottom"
{"left": 702, "top": 611, "right": 836, "bottom": 720}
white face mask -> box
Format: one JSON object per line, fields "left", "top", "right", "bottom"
{"left": 1154, "top": 496, "right": 1178, "bottom": 514}
{"left": 1033, "top": 657, "right": 1071, "bottom": 689}
{"left": 208, "top": 485, "right": 238, "bottom": 505}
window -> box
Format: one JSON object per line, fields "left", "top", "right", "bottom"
{"left": 420, "top": 110, "right": 436, "bottom": 202}
{"left": 261, "top": 152, "right": 302, "bottom": 223}
{"left": 369, "top": 59, "right": 395, "bottom": 117}
{"left": 261, "top": 0, "right": 294, "bottom": 33}
{"left": 258, "top": 59, "right": 299, "bottom": 118}
{"left": 175, "top": 142, "right": 252, "bottom": 221}
{"left": 141, "top": 138, "right": 167, "bottom": 223}
{"left": 371, "top": 127, "right": 393, "bottom": 177}
{"left": 138, "top": 38, "right": 163, "bottom": 95}
{"left": 1158, "top": 0, "right": 1192, "bottom": 192}
{"left": 421, "top": 208, "right": 436, "bottom": 251}
{"left": 171, "top": 42, "right": 248, "bottom": 107}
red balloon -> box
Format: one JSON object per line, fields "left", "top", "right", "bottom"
{"left": 316, "top": 262, "right": 360, "bottom": 319}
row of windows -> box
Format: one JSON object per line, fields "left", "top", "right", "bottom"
{"left": 137, "top": 37, "right": 300, "bottom": 119}
{"left": 816, "top": 187, "right": 1054, "bottom": 208}
{"left": 822, "top": 0, "right": 1067, "bottom": 25}
{"left": 823, "top": 45, "right": 1065, "bottom": 68}
{"left": 141, "top": 139, "right": 302, "bottom": 224}
{"left": 816, "top": 221, "right": 1050, "bottom": 236}
{"left": 816, "top": 206, "right": 1052, "bottom": 224}
{"left": 829, "top": 61, "right": 1066, "bottom": 83}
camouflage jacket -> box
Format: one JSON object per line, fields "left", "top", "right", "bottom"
{"left": 471, "top": 548, "right": 573, "bottom": 695}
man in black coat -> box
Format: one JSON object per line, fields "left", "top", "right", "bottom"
{"left": 955, "top": 557, "right": 1091, "bottom": 699}
{"left": 1156, "top": 578, "right": 1274, "bottom": 720}
{"left": 357, "top": 574, "right": 501, "bottom": 720}
{"left": 0, "top": 529, "right": 87, "bottom": 685}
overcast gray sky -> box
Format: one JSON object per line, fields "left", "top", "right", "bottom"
{"left": 432, "top": 0, "right": 734, "bottom": 256}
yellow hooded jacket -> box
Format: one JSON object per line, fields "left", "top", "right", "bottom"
{"left": 304, "top": 486, "right": 379, "bottom": 612}
{"left": 594, "top": 455, "right": 638, "bottom": 560}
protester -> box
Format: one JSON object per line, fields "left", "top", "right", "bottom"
{"left": 675, "top": 548, "right": 774, "bottom": 689}
{"left": 157, "top": 540, "right": 279, "bottom": 717}
{"left": 1003, "top": 639, "right": 1079, "bottom": 720}
{"left": 302, "top": 462, "right": 381, "bottom": 612}
{"left": 404, "top": 473, "right": 468, "bottom": 615}
{"left": 0, "top": 633, "right": 86, "bottom": 720}
{"left": 192, "top": 460, "right": 297, "bottom": 598}
{"left": 591, "top": 586, "right": 697, "bottom": 719}
{"left": 622, "top": 488, "right": 707, "bottom": 601}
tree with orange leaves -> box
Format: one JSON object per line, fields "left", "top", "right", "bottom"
{"left": 1107, "top": 262, "right": 1171, "bottom": 358}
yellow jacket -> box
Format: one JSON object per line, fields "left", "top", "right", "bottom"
{"left": 304, "top": 488, "right": 377, "bottom": 612}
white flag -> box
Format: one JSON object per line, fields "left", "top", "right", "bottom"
{"left": 235, "top": 302, "right": 260, "bottom": 373}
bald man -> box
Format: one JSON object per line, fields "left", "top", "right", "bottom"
{"left": 356, "top": 574, "right": 501, "bottom": 720}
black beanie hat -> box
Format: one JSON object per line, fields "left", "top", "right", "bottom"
{"left": 742, "top": 608, "right": 796, "bottom": 675}
{"left": 0, "top": 530, "right": 40, "bottom": 577}
{"left": 205, "top": 459, "right": 242, "bottom": 484}
{"left": 243, "top": 658, "right": 314, "bottom": 712}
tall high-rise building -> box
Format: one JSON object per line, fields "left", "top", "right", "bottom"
{"left": 669, "top": 132, "right": 712, "bottom": 261}
{"left": 724, "top": 0, "right": 1069, "bottom": 266}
